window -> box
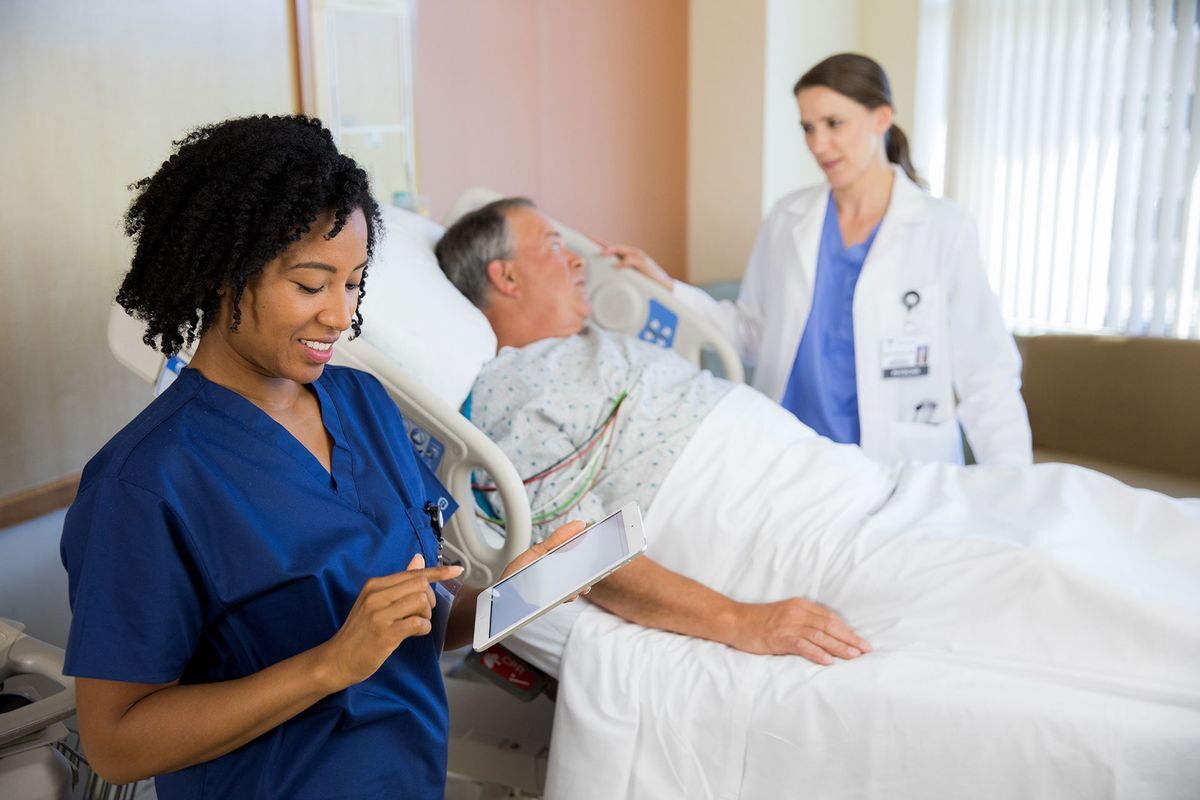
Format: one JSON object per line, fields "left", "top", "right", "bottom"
{"left": 926, "top": 0, "right": 1200, "bottom": 338}
{"left": 298, "top": 0, "right": 420, "bottom": 211}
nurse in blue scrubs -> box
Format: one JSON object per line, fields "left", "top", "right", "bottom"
{"left": 60, "top": 114, "right": 581, "bottom": 799}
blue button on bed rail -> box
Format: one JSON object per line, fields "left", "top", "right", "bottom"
{"left": 636, "top": 299, "right": 678, "bottom": 349}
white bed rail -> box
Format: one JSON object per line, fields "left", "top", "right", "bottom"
{"left": 443, "top": 188, "right": 745, "bottom": 383}
{"left": 0, "top": 619, "right": 74, "bottom": 748}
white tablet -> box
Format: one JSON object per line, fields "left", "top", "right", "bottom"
{"left": 474, "top": 502, "right": 647, "bottom": 652}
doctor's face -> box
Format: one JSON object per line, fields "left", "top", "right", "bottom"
{"left": 206, "top": 207, "right": 369, "bottom": 387}
{"left": 796, "top": 86, "right": 893, "bottom": 190}
{"left": 505, "top": 207, "right": 591, "bottom": 336}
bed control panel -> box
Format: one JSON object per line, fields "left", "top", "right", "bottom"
{"left": 404, "top": 419, "right": 446, "bottom": 471}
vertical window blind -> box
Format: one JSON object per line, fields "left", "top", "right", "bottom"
{"left": 943, "top": 0, "right": 1200, "bottom": 338}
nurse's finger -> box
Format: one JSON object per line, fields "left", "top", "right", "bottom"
{"left": 366, "top": 564, "right": 464, "bottom": 591}
{"left": 358, "top": 569, "right": 458, "bottom": 620}
{"left": 390, "top": 563, "right": 463, "bottom": 592}
{"left": 414, "top": 564, "right": 465, "bottom": 584}
{"left": 380, "top": 590, "right": 437, "bottom": 624}
{"left": 603, "top": 243, "right": 643, "bottom": 258}
{"left": 369, "top": 568, "right": 460, "bottom": 611}
{"left": 390, "top": 614, "right": 433, "bottom": 641}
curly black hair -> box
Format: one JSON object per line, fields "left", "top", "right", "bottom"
{"left": 117, "top": 114, "right": 383, "bottom": 355}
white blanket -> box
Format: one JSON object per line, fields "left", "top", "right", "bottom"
{"left": 544, "top": 386, "right": 1200, "bottom": 799}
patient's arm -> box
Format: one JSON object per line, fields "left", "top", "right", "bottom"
{"left": 588, "top": 557, "right": 870, "bottom": 665}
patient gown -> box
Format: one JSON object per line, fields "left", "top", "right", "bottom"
{"left": 471, "top": 325, "right": 732, "bottom": 540}
{"left": 61, "top": 366, "right": 457, "bottom": 800}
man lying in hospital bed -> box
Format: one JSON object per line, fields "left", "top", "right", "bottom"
{"left": 436, "top": 197, "right": 1200, "bottom": 799}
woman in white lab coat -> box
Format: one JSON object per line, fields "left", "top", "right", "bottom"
{"left": 611, "top": 53, "right": 1031, "bottom": 466}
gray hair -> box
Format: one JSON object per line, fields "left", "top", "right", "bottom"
{"left": 435, "top": 197, "right": 535, "bottom": 309}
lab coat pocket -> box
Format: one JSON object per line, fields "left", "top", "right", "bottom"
{"left": 891, "top": 419, "right": 962, "bottom": 464}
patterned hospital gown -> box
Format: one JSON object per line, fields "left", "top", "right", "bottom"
{"left": 470, "top": 327, "right": 734, "bottom": 541}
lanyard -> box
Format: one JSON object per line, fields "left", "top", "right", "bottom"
{"left": 424, "top": 501, "right": 445, "bottom": 565}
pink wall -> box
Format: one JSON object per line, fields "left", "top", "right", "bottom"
{"left": 415, "top": 0, "right": 688, "bottom": 277}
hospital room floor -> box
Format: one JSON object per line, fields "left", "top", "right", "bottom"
{"left": 445, "top": 775, "right": 539, "bottom": 799}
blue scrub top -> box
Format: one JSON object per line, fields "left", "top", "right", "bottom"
{"left": 61, "top": 365, "right": 458, "bottom": 800}
{"left": 780, "top": 194, "right": 881, "bottom": 443}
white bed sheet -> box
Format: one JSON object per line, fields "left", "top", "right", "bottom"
{"left": 544, "top": 386, "right": 1200, "bottom": 799}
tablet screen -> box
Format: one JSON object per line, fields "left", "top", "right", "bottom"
{"left": 489, "top": 510, "right": 628, "bottom": 637}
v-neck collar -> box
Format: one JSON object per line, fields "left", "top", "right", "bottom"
{"left": 823, "top": 192, "right": 882, "bottom": 256}
{"left": 179, "top": 367, "right": 359, "bottom": 507}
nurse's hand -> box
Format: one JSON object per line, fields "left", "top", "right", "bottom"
{"left": 319, "top": 554, "right": 464, "bottom": 692}
{"left": 730, "top": 597, "right": 871, "bottom": 666}
{"left": 604, "top": 244, "right": 673, "bottom": 291}
{"left": 500, "top": 520, "right": 592, "bottom": 600}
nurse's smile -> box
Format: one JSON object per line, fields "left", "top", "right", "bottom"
{"left": 300, "top": 337, "right": 338, "bottom": 363}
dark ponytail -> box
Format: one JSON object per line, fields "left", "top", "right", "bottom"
{"left": 884, "top": 123, "right": 922, "bottom": 189}
{"left": 794, "top": 53, "right": 926, "bottom": 189}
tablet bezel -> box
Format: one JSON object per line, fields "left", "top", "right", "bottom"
{"left": 473, "top": 501, "right": 646, "bottom": 652}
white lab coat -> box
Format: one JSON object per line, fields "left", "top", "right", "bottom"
{"left": 673, "top": 165, "right": 1032, "bottom": 466}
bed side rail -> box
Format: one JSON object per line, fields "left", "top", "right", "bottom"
{"left": 0, "top": 619, "right": 75, "bottom": 748}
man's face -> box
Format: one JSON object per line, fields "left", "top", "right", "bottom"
{"left": 505, "top": 206, "right": 591, "bottom": 336}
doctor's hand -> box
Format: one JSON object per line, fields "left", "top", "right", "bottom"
{"left": 604, "top": 244, "right": 674, "bottom": 291}
{"left": 318, "top": 554, "right": 464, "bottom": 692}
{"left": 500, "top": 520, "right": 592, "bottom": 600}
{"left": 728, "top": 597, "right": 871, "bottom": 666}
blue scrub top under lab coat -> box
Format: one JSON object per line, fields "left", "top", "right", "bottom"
{"left": 780, "top": 194, "right": 881, "bottom": 443}
{"left": 61, "top": 365, "right": 458, "bottom": 800}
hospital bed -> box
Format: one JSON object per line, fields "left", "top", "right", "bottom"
{"left": 107, "top": 194, "right": 1200, "bottom": 799}
{"left": 106, "top": 193, "right": 740, "bottom": 797}
{"left": 344, "top": 199, "right": 1199, "bottom": 800}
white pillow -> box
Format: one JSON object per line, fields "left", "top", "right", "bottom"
{"left": 359, "top": 204, "right": 497, "bottom": 409}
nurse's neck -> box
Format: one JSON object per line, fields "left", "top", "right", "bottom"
{"left": 189, "top": 332, "right": 310, "bottom": 415}
{"left": 832, "top": 157, "right": 895, "bottom": 248}
{"left": 831, "top": 157, "right": 895, "bottom": 222}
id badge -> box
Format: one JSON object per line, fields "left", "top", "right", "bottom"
{"left": 430, "top": 580, "right": 460, "bottom": 653}
{"left": 881, "top": 337, "right": 930, "bottom": 378}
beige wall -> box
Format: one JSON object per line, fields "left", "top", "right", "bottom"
{"left": 687, "top": 0, "right": 767, "bottom": 285}
{"left": 861, "top": 0, "right": 921, "bottom": 161}
{"left": 0, "top": 1, "right": 295, "bottom": 495}
{"left": 762, "top": 0, "right": 862, "bottom": 212}
{"left": 414, "top": 0, "right": 689, "bottom": 277}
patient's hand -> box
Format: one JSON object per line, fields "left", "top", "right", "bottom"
{"left": 604, "top": 244, "right": 673, "bottom": 291}
{"left": 730, "top": 598, "right": 871, "bottom": 665}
